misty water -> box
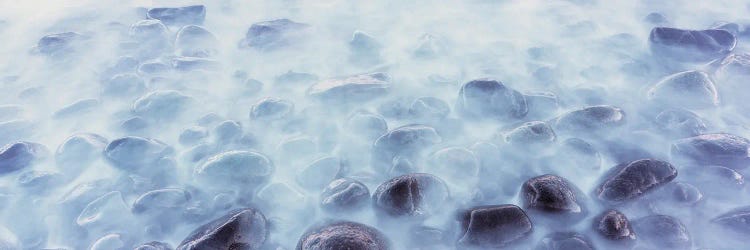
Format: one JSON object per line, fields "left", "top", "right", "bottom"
{"left": 1, "top": 0, "right": 750, "bottom": 249}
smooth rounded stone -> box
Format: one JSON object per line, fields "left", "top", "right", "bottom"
{"left": 249, "top": 97, "right": 294, "bottom": 121}
{"left": 669, "top": 182, "right": 703, "bottom": 205}
{"left": 17, "top": 170, "right": 64, "bottom": 191}
{"left": 34, "top": 32, "right": 86, "bottom": 56}
{"left": 349, "top": 30, "right": 382, "bottom": 66}
{"left": 647, "top": 71, "right": 718, "bottom": 109}
{"left": 455, "top": 78, "right": 528, "bottom": 120}
{"left": 147, "top": 5, "right": 205, "bottom": 26}
{"left": 370, "top": 125, "right": 441, "bottom": 174}
{"left": 644, "top": 12, "right": 669, "bottom": 25}
{"left": 428, "top": 147, "right": 480, "bottom": 183}
{"left": 297, "top": 221, "right": 389, "bottom": 250}
{"left": 90, "top": 233, "right": 125, "bottom": 250}
{"left": 654, "top": 108, "right": 707, "bottom": 138}
{"left": 413, "top": 33, "right": 445, "bottom": 59}
{"left": 297, "top": 156, "right": 345, "bottom": 190}
{"left": 307, "top": 72, "right": 391, "bottom": 103}
{"left": 104, "top": 136, "right": 173, "bottom": 171}
{"left": 0, "top": 141, "right": 48, "bottom": 175}
{"left": 132, "top": 188, "right": 191, "bottom": 214}
{"left": 535, "top": 232, "right": 594, "bottom": 250}
{"left": 77, "top": 191, "right": 131, "bottom": 228}
{"left": 177, "top": 208, "right": 268, "bottom": 250}
{"left": 121, "top": 116, "right": 149, "bottom": 131}
{"left": 208, "top": 120, "right": 240, "bottom": 143}
{"left": 712, "top": 206, "right": 750, "bottom": 235}
{"left": 55, "top": 133, "right": 107, "bottom": 172}
{"left": 409, "top": 97, "right": 450, "bottom": 120}
{"left": 552, "top": 105, "right": 625, "bottom": 135}
{"left": 129, "top": 19, "right": 169, "bottom": 42}
{"left": 137, "top": 61, "right": 171, "bottom": 76}
{"left": 556, "top": 138, "right": 601, "bottom": 170}
{"left": 503, "top": 121, "right": 556, "bottom": 146}
{"left": 594, "top": 159, "right": 678, "bottom": 204}
{"left": 178, "top": 126, "right": 208, "bottom": 146}
{"left": 0, "top": 225, "right": 20, "bottom": 250}
{"left": 320, "top": 178, "right": 370, "bottom": 213}
{"left": 520, "top": 175, "right": 588, "bottom": 223}
{"left": 193, "top": 151, "right": 274, "bottom": 191}
{"left": 649, "top": 27, "right": 736, "bottom": 62}
{"left": 671, "top": 133, "right": 750, "bottom": 169}
{"left": 717, "top": 53, "right": 750, "bottom": 78}
{"left": 372, "top": 173, "right": 450, "bottom": 217}
{"left": 377, "top": 97, "right": 412, "bottom": 119}
{"left": 593, "top": 209, "right": 636, "bottom": 243}
{"left": 102, "top": 73, "right": 146, "bottom": 97}
{"left": 345, "top": 110, "right": 387, "bottom": 140}
{"left": 632, "top": 215, "right": 691, "bottom": 249}
{"left": 52, "top": 98, "right": 99, "bottom": 119}
{"left": 133, "top": 90, "right": 192, "bottom": 120}
{"left": 239, "top": 19, "right": 309, "bottom": 50}
{"left": 457, "top": 204, "right": 533, "bottom": 248}
{"left": 524, "top": 92, "right": 560, "bottom": 120}
{"left": 685, "top": 165, "right": 744, "bottom": 186}
{"left": 134, "top": 241, "right": 173, "bottom": 250}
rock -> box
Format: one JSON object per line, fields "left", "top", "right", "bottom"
{"left": 296, "top": 156, "right": 345, "bottom": 190}
{"left": 457, "top": 204, "right": 533, "bottom": 248}
{"left": 239, "top": 19, "right": 309, "bottom": 50}
{"left": 178, "top": 126, "right": 208, "bottom": 146}
{"left": 147, "top": 5, "right": 206, "bottom": 26}
{"left": 55, "top": 133, "right": 108, "bottom": 173}
{"left": 172, "top": 57, "right": 220, "bottom": 71}
{"left": 212, "top": 120, "right": 242, "bottom": 143}
{"left": 52, "top": 98, "right": 99, "bottom": 119}
{"left": 503, "top": 121, "right": 556, "bottom": 146}
{"left": 102, "top": 74, "right": 145, "bottom": 98}
{"left": 594, "top": 159, "right": 677, "bottom": 204}
{"left": 649, "top": 27, "right": 736, "bottom": 62}
{"left": 409, "top": 97, "right": 450, "bottom": 120}
{"left": 520, "top": 174, "right": 588, "bottom": 223}
{"left": 104, "top": 136, "right": 173, "bottom": 171}
{"left": 535, "top": 232, "right": 594, "bottom": 250}
{"left": 307, "top": 72, "right": 391, "bottom": 103}
{"left": 593, "top": 209, "right": 636, "bottom": 243}
{"left": 632, "top": 215, "right": 691, "bottom": 249}
{"left": 654, "top": 108, "right": 707, "bottom": 138}
{"left": 0, "top": 141, "right": 48, "bottom": 175}
{"left": 132, "top": 188, "right": 190, "bottom": 214}
{"left": 371, "top": 124, "right": 441, "bottom": 174}
{"left": 671, "top": 133, "right": 750, "bottom": 169}
{"left": 320, "top": 178, "right": 370, "bottom": 213}
{"left": 134, "top": 241, "right": 173, "bottom": 250}
{"left": 34, "top": 32, "right": 86, "bottom": 57}
{"left": 456, "top": 78, "right": 528, "bottom": 120}
{"left": 249, "top": 97, "right": 294, "bottom": 121}
{"left": 193, "top": 151, "right": 274, "bottom": 191}
{"left": 177, "top": 208, "right": 268, "bottom": 250}
{"left": 553, "top": 105, "right": 625, "bottom": 135}
{"left": 90, "top": 234, "right": 124, "bottom": 250}
{"left": 132, "top": 90, "right": 192, "bottom": 120}
{"left": 525, "top": 92, "right": 560, "bottom": 120}
{"left": 17, "top": 170, "right": 65, "bottom": 192}
{"left": 372, "top": 173, "right": 449, "bottom": 217}
{"left": 296, "top": 221, "right": 389, "bottom": 250}
{"left": 345, "top": 110, "right": 387, "bottom": 140}
{"left": 712, "top": 206, "right": 750, "bottom": 235}
{"left": 647, "top": 71, "right": 718, "bottom": 109}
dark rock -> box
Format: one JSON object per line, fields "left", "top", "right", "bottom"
{"left": 593, "top": 209, "right": 636, "bottom": 243}
{"left": 649, "top": 27, "right": 736, "bottom": 62}
{"left": 456, "top": 78, "right": 528, "bottom": 120}
{"left": 0, "top": 141, "right": 48, "bottom": 175}
{"left": 521, "top": 175, "right": 587, "bottom": 223}
{"left": 372, "top": 173, "right": 449, "bottom": 217}
{"left": 457, "top": 204, "right": 533, "bottom": 248}
{"left": 672, "top": 133, "right": 750, "bottom": 169}
{"left": 594, "top": 159, "right": 677, "bottom": 204}
{"left": 177, "top": 208, "right": 268, "bottom": 250}
{"left": 296, "top": 221, "right": 389, "bottom": 250}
